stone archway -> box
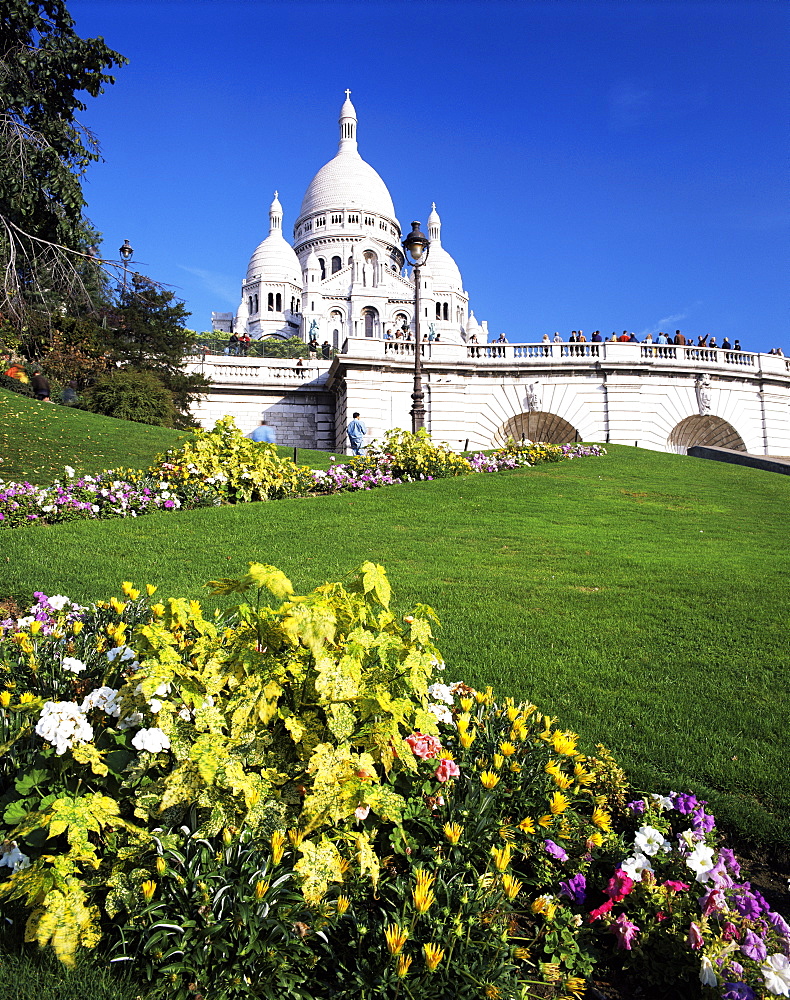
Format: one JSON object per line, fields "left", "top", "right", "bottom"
{"left": 495, "top": 412, "right": 578, "bottom": 446}
{"left": 668, "top": 415, "right": 746, "bottom": 454}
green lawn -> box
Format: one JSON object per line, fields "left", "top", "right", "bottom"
{"left": 1, "top": 421, "right": 788, "bottom": 848}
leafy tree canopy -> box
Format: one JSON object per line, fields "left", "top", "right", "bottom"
{"left": 1, "top": 0, "right": 127, "bottom": 324}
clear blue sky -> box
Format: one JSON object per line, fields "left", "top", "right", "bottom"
{"left": 70, "top": 0, "right": 788, "bottom": 351}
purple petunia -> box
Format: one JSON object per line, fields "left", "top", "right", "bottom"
{"left": 625, "top": 798, "right": 647, "bottom": 814}
{"left": 558, "top": 872, "right": 587, "bottom": 905}
{"left": 740, "top": 929, "right": 767, "bottom": 963}
{"left": 672, "top": 792, "right": 700, "bottom": 815}
{"left": 544, "top": 840, "right": 568, "bottom": 862}
{"left": 721, "top": 984, "right": 756, "bottom": 1000}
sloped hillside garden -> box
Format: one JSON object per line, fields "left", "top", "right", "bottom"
{"left": 1, "top": 558, "right": 788, "bottom": 1000}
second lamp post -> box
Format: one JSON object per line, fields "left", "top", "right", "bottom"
{"left": 401, "top": 221, "right": 431, "bottom": 432}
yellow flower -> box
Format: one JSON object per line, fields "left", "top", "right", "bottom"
{"left": 0, "top": 692, "right": 10, "bottom": 708}
{"left": 531, "top": 894, "right": 553, "bottom": 915}
{"left": 72, "top": 621, "right": 83, "bottom": 635}
{"left": 514, "top": 946, "right": 530, "bottom": 961}
{"left": 287, "top": 828, "right": 304, "bottom": 848}
{"left": 545, "top": 760, "right": 562, "bottom": 779}
{"left": 493, "top": 753, "right": 504, "bottom": 769}
{"left": 121, "top": 581, "right": 141, "bottom": 600}
{"left": 501, "top": 873, "right": 523, "bottom": 900}
{"left": 518, "top": 816, "right": 536, "bottom": 834}
{"left": 110, "top": 597, "right": 126, "bottom": 615}
{"left": 336, "top": 894, "right": 350, "bottom": 914}
{"left": 141, "top": 879, "right": 157, "bottom": 901}
{"left": 459, "top": 696, "right": 474, "bottom": 711}
{"left": 549, "top": 791, "right": 569, "bottom": 815}
{"left": 271, "top": 830, "right": 286, "bottom": 864}
{"left": 385, "top": 923, "right": 408, "bottom": 955}
{"left": 586, "top": 831, "right": 604, "bottom": 850}
{"left": 538, "top": 814, "right": 553, "bottom": 828}
{"left": 551, "top": 730, "right": 578, "bottom": 756}
{"left": 592, "top": 807, "right": 612, "bottom": 832}
{"left": 485, "top": 986, "right": 501, "bottom": 999}
{"left": 412, "top": 868, "right": 436, "bottom": 912}
{"left": 423, "top": 942, "right": 445, "bottom": 972}
{"left": 498, "top": 741, "right": 516, "bottom": 756}
{"left": 396, "top": 954, "right": 413, "bottom": 978}
{"left": 491, "top": 843, "right": 511, "bottom": 871}
{"left": 155, "top": 856, "right": 166, "bottom": 875}
{"left": 480, "top": 770, "right": 500, "bottom": 790}
{"left": 29, "top": 620, "right": 42, "bottom": 635}
{"left": 566, "top": 976, "right": 586, "bottom": 998}
{"left": 443, "top": 822, "right": 463, "bottom": 845}
{"left": 151, "top": 603, "right": 165, "bottom": 617}
{"left": 573, "top": 762, "right": 594, "bottom": 785}
{"left": 459, "top": 729, "right": 476, "bottom": 748}
{"left": 506, "top": 705, "right": 519, "bottom": 722}
{"left": 19, "top": 692, "right": 35, "bottom": 705}
{"left": 541, "top": 961, "right": 561, "bottom": 982}
{"left": 456, "top": 712, "right": 471, "bottom": 731}
{"left": 146, "top": 583, "right": 158, "bottom": 596}
{"left": 254, "top": 879, "right": 269, "bottom": 899}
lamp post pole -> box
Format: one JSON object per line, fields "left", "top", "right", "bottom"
{"left": 402, "top": 221, "right": 431, "bottom": 433}
{"left": 119, "top": 239, "right": 134, "bottom": 297}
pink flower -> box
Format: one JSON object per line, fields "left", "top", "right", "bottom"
{"left": 434, "top": 757, "right": 460, "bottom": 783}
{"left": 605, "top": 869, "right": 635, "bottom": 902}
{"left": 405, "top": 732, "right": 443, "bottom": 760}
{"left": 663, "top": 879, "right": 691, "bottom": 892}
{"left": 688, "top": 922, "right": 704, "bottom": 950}
{"left": 700, "top": 887, "right": 728, "bottom": 916}
{"left": 355, "top": 804, "right": 370, "bottom": 821}
{"left": 588, "top": 899, "right": 614, "bottom": 922}
{"left": 612, "top": 913, "right": 640, "bottom": 950}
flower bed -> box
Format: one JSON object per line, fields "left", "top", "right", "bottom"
{"left": 0, "top": 566, "right": 785, "bottom": 999}
{"left": 0, "top": 419, "right": 606, "bottom": 528}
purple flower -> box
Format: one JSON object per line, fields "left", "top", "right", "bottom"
{"left": 611, "top": 912, "right": 640, "bottom": 950}
{"left": 740, "top": 929, "right": 767, "bottom": 962}
{"left": 544, "top": 840, "right": 568, "bottom": 862}
{"left": 672, "top": 792, "right": 700, "bottom": 815}
{"left": 690, "top": 807, "right": 716, "bottom": 833}
{"left": 558, "top": 872, "right": 587, "bottom": 905}
{"left": 625, "top": 798, "right": 647, "bottom": 814}
{"left": 732, "top": 886, "right": 768, "bottom": 919}
{"left": 767, "top": 910, "right": 790, "bottom": 940}
{"left": 721, "top": 985, "right": 756, "bottom": 1000}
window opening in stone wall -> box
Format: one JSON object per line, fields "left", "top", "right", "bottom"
{"left": 362, "top": 307, "right": 377, "bottom": 338}
{"left": 331, "top": 214, "right": 342, "bottom": 224}
{"left": 267, "top": 293, "right": 274, "bottom": 311}
{"left": 316, "top": 217, "right": 325, "bottom": 227}
{"left": 443, "top": 302, "right": 449, "bottom": 321}
{"left": 436, "top": 302, "right": 441, "bottom": 320}
{"left": 364, "top": 216, "right": 373, "bottom": 226}
{"left": 349, "top": 214, "right": 358, "bottom": 224}
{"left": 331, "top": 256, "right": 342, "bottom": 274}
{"left": 276, "top": 293, "right": 282, "bottom": 312}
{"left": 254, "top": 294, "right": 259, "bottom": 313}
{"left": 318, "top": 258, "right": 326, "bottom": 280}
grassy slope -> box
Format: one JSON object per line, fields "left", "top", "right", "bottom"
{"left": 0, "top": 389, "right": 334, "bottom": 484}
{"left": 1, "top": 427, "right": 787, "bottom": 846}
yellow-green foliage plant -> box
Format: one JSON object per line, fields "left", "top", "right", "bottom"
{"left": 0, "top": 562, "right": 444, "bottom": 963}
{"left": 152, "top": 414, "right": 315, "bottom": 501}
{"left": 349, "top": 427, "right": 473, "bottom": 481}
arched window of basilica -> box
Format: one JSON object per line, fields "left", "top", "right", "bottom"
{"left": 267, "top": 293, "right": 274, "bottom": 312}
{"left": 436, "top": 302, "right": 441, "bottom": 320}
{"left": 362, "top": 307, "right": 378, "bottom": 338}
{"left": 318, "top": 258, "right": 326, "bottom": 280}
{"left": 331, "top": 256, "right": 342, "bottom": 274}
{"left": 276, "top": 293, "right": 282, "bottom": 312}
{"left": 443, "top": 302, "right": 449, "bottom": 321}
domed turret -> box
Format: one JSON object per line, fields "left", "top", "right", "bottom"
{"left": 424, "top": 203, "right": 463, "bottom": 293}
{"left": 246, "top": 191, "right": 302, "bottom": 286}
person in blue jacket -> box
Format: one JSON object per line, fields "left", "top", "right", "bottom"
{"left": 347, "top": 412, "right": 367, "bottom": 455}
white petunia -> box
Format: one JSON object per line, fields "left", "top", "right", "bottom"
{"left": 16, "top": 617, "right": 34, "bottom": 630}
{"left": 118, "top": 710, "right": 144, "bottom": 731}
{"left": 762, "top": 954, "right": 790, "bottom": 997}
{"left": 107, "top": 645, "right": 137, "bottom": 663}
{"left": 428, "top": 703, "right": 453, "bottom": 725}
{"left": 148, "top": 699, "right": 162, "bottom": 714}
{"left": 0, "top": 841, "right": 30, "bottom": 872}
{"left": 650, "top": 793, "right": 673, "bottom": 810}
{"left": 633, "top": 825, "right": 672, "bottom": 856}
{"left": 64, "top": 466, "right": 75, "bottom": 478}
{"left": 427, "top": 682, "right": 454, "bottom": 705}
{"left": 62, "top": 656, "right": 87, "bottom": 674}
{"left": 131, "top": 727, "right": 171, "bottom": 753}
{"left": 686, "top": 843, "right": 716, "bottom": 881}
{"left": 48, "top": 595, "right": 71, "bottom": 611}
{"left": 35, "top": 701, "right": 94, "bottom": 755}
{"left": 699, "top": 956, "right": 718, "bottom": 987}
{"left": 620, "top": 853, "right": 654, "bottom": 881}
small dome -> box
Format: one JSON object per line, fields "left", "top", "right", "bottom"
{"left": 425, "top": 204, "right": 463, "bottom": 292}
{"left": 246, "top": 192, "right": 301, "bottom": 285}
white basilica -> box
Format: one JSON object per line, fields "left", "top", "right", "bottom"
{"left": 225, "top": 92, "right": 488, "bottom": 349}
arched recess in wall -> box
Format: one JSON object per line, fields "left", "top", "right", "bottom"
{"left": 667, "top": 415, "right": 746, "bottom": 454}
{"left": 495, "top": 412, "right": 578, "bottom": 445}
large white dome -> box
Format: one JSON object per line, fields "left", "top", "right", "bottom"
{"left": 297, "top": 93, "right": 397, "bottom": 225}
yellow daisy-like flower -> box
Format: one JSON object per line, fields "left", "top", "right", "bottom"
{"left": 531, "top": 894, "right": 553, "bottom": 915}
{"left": 0, "top": 692, "right": 10, "bottom": 708}
{"left": 485, "top": 986, "right": 501, "bottom": 999}
{"left": 566, "top": 976, "right": 586, "bottom": 998}
{"left": 551, "top": 730, "right": 579, "bottom": 756}
{"left": 538, "top": 814, "right": 553, "bottom": 828}
{"left": 288, "top": 828, "right": 305, "bottom": 848}
{"left": 491, "top": 844, "right": 512, "bottom": 871}
{"left": 396, "top": 954, "right": 413, "bottom": 978}
{"left": 459, "top": 696, "right": 474, "bottom": 711}
{"left": 336, "top": 894, "right": 350, "bottom": 914}
{"left": 457, "top": 713, "right": 471, "bottom": 731}
{"left": 19, "top": 692, "right": 35, "bottom": 705}
{"left": 151, "top": 603, "right": 165, "bottom": 617}
{"left": 592, "top": 806, "right": 612, "bottom": 831}
{"left": 509, "top": 761, "right": 522, "bottom": 773}
{"left": 141, "top": 879, "right": 157, "bottom": 901}
{"left": 499, "top": 741, "right": 516, "bottom": 757}
{"left": 514, "top": 946, "right": 531, "bottom": 961}
{"left": 155, "top": 856, "right": 167, "bottom": 876}
{"left": 506, "top": 705, "right": 520, "bottom": 722}
{"left": 146, "top": 583, "right": 158, "bottom": 596}
{"left": 493, "top": 753, "right": 504, "bottom": 769}
{"left": 385, "top": 923, "right": 408, "bottom": 955}
{"left": 413, "top": 869, "right": 436, "bottom": 913}
{"left": 554, "top": 773, "right": 573, "bottom": 790}
{"left": 501, "top": 873, "right": 523, "bottom": 900}
{"left": 480, "top": 771, "right": 500, "bottom": 790}
{"left": 254, "top": 879, "right": 269, "bottom": 900}
{"left": 29, "top": 620, "right": 42, "bottom": 635}
{"left": 270, "top": 830, "right": 286, "bottom": 864}
{"left": 586, "top": 831, "right": 604, "bottom": 849}
{"left": 573, "top": 762, "right": 594, "bottom": 785}
{"left": 518, "top": 816, "right": 536, "bottom": 834}
{"left": 549, "top": 791, "right": 569, "bottom": 815}
{"left": 459, "top": 729, "right": 476, "bottom": 748}
{"left": 541, "top": 962, "right": 562, "bottom": 982}
{"left": 443, "top": 822, "right": 463, "bottom": 845}
{"left": 510, "top": 721, "right": 528, "bottom": 741}
{"left": 423, "top": 942, "right": 445, "bottom": 972}
{"left": 71, "top": 620, "right": 83, "bottom": 635}
{"left": 109, "top": 597, "right": 126, "bottom": 615}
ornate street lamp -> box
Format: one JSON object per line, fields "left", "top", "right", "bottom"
{"left": 119, "top": 239, "right": 134, "bottom": 296}
{"left": 401, "top": 221, "right": 430, "bottom": 432}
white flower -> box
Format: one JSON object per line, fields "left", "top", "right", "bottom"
{"left": 686, "top": 843, "right": 716, "bottom": 881}
{"left": 177, "top": 707, "right": 192, "bottom": 722}
{"left": 16, "top": 616, "right": 34, "bottom": 629}
{"left": 428, "top": 703, "right": 453, "bottom": 725}
{"left": 0, "top": 841, "right": 30, "bottom": 872}
{"left": 118, "top": 710, "right": 144, "bottom": 731}
{"left": 81, "top": 686, "right": 121, "bottom": 717}
{"left": 35, "top": 701, "right": 93, "bottom": 755}
{"left": 148, "top": 699, "right": 162, "bottom": 714}
{"left": 131, "top": 727, "right": 171, "bottom": 753}
{"left": 107, "top": 645, "right": 137, "bottom": 663}
{"left": 762, "top": 954, "right": 790, "bottom": 997}
{"left": 427, "top": 682, "right": 454, "bottom": 705}
{"left": 430, "top": 656, "right": 446, "bottom": 671}
{"left": 620, "top": 853, "right": 654, "bottom": 881}
{"left": 633, "top": 825, "right": 671, "bottom": 856}
{"left": 699, "top": 955, "right": 718, "bottom": 987}
{"left": 64, "top": 465, "right": 75, "bottom": 478}
{"left": 48, "top": 596, "right": 71, "bottom": 611}
{"left": 62, "top": 656, "right": 87, "bottom": 674}
{"left": 91, "top": 504, "right": 100, "bottom": 512}
{"left": 650, "top": 793, "right": 673, "bottom": 810}
{"left": 153, "top": 682, "right": 171, "bottom": 697}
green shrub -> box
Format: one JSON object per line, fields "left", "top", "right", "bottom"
{"left": 84, "top": 370, "right": 176, "bottom": 427}
{"left": 349, "top": 427, "right": 472, "bottom": 480}
{"left": 0, "top": 371, "right": 34, "bottom": 398}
